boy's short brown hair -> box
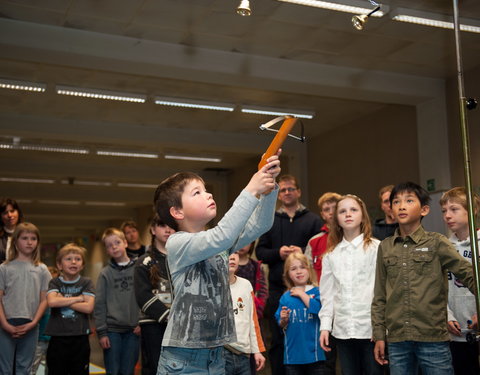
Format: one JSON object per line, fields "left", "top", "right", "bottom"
{"left": 101, "top": 228, "right": 126, "bottom": 244}
{"left": 439, "top": 187, "right": 480, "bottom": 214}
{"left": 154, "top": 172, "right": 204, "bottom": 232}
{"left": 317, "top": 192, "right": 342, "bottom": 210}
{"left": 56, "top": 243, "right": 87, "bottom": 265}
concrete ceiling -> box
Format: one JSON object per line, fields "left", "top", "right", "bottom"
{"left": 0, "top": 0, "right": 479, "bottom": 242}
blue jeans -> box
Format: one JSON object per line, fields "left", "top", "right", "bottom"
{"left": 157, "top": 346, "right": 225, "bottom": 375}
{"left": 224, "top": 349, "right": 250, "bottom": 375}
{"left": 103, "top": 331, "right": 140, "bottom": 375}
{"left": 0, "top": 320, "right": 38, "bottom": 375}
{"left": 388, "top": 341, "right": 454, "bottom": 375}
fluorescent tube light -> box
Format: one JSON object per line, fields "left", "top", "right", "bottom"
{"left": 96, "top": 150, "right": 159, "bottom": 159}
{"left": 60, "top": 180, "right": 112, "bottom": 187}
{"left": 117, "top": 182, "right": 158, "bottom": 189}
{"left": 155, "top": 96, "right": 235, "bottom": 112}
{"left": 85, "top": 201, "right": 126, "bottom": 207}
{"left": 56, "top": 85, "right": 146, "bottom": 103}
{"left": 391, "top": 8, "right": 480, "bottom": 34}
{"left": 0, "top": 177, "right": 55, "bottom": 184}
{"left": 0, "top": 142, "right": 89, "bottom": 154}
{"left": 164, "top": 154, "right": 222, "bottom": 163}
{"left": 241, "top": 105, "right": 315, "bottom": 119}
{"left": 277, "top": 0, "right": 386, "bottom": 17}
{"left": 38, "top": 200, "right": 81, "bottom": 205}
{"left": 0, "top": 78, "right": 47, "bottom": 92}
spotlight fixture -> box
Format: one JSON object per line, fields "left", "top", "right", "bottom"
{"left": 56, "top": 85, "right": 146, "bottom": 103}
{"left": 0, "top": 78, "right": 47, "bottom": 92}
{"left": 237, "top": 0, "right": 252, "bottom": 16}
{"left": 352, "top": 5, "right": 381, "bottom": 30}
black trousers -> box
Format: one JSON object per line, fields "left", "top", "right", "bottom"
{"left": 450, "top": 341, "right": 480, "bottom": 375}
{"left": 140, "top": 322, "right": 167, "bottom": 375}
{"left": 47, "top": 335, "right": 90, "bottom": 375}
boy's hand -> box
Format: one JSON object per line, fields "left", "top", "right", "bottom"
{"left": 374, "top": 340, "right": 388, "bottom": 365}
{"left": 253, "top": 353, "right": 266, "bottom": 371}
{"left": 468, "top": 314, "right": 478, "bottom": 329}
{"left": 447, "top": 320, "right": 462, "bottom": 336}
{"left": 99, "top": 336, "right": 111, "bottom": 349}
{"left": 246, "top": 155, "right": 281, "bottom": 196}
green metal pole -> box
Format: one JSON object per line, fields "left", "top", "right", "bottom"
{"left": 452, "top": 0, "right": 480, "bottom": 342}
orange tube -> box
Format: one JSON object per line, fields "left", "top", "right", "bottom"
{"left": 258, "top": 117, "right": 298, "bottom": 170}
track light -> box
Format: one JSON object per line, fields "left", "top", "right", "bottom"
{"left": 237, "top": 0, "right": 252, "bottom": 16}
{"left": 352, "top": 5, "right": 381, "bottom": 30}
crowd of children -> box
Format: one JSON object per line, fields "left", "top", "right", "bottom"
{"left": 1, "top": 152, "right": 479, "bottom": 375}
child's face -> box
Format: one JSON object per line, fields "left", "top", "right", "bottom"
{"left": 1, "top": 204, "right": 19, "bottom": 230}
{"left": 16, "top": 231, "right": 38, "bottom": 258}
{"left": 123, "top": 226, "right": 139, "bottom": 245}
{"left": 320, "top": 201, "right": 336, "bottom": 226}
{"left": 336, "top": 197, "right": 362, "bottom": 232}
{"left": 441, "top": 200, "right": 468, "bottom": 234}
{"left": 58, "top": 252, "right": 84, "bottom": 279}
{"left": 104, "top": 234, "right": 128, "bottom": 261}
{"left": 391, "top": 191, "right": 429, "bottom": 227}
{"left": 179, "top": 179, "right": 216, "bottom": 226}
{"left": 288, "top": 259, "right": 309, "bottom": 287}
{"left": 228, "top": 253, "right": 239, "bottom": 274}
{"left": 151, "top": 223, "right": 175, "bottom": 246}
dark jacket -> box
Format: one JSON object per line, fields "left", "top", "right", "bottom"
{"left": 134, "top": 249, "right": 171, "bottom": 325}
{"left": 372, "top": 218, "right": 398, "bottom": 241}
{"left": 256, "top": 205, "right": 322, "bottom": 292}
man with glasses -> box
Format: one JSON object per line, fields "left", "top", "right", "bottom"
{"left": 256, "top": 175, "right": 322, "bottom": 375}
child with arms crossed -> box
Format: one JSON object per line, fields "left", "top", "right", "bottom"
{"left": 319, "top": 195, "right": 383, "bottom": 375}
{"left": 154, "top": 152, "right": 281, "bottom": 374}
{"left": 0, "top": 222, "right": 51, "bottom": 375}
{"left": 276, "top": 252, "right": 326, "bottom": 374}
{"left": 45, "top": 244, "right": 95, "bottom": 375}
{"left": 134, "top": 214, "right": 175, "bottom": 375}
{"left": 440, "top": 187, "right": 479, "bottom": 374}
{"left": 95, "top": 228, "right": 140, "bottom": 375}
{"left": 225, "top": 252, "right": 266, "bottom": 375}
{"left": 372, "top": 182, "right": 476, "bottom": 375}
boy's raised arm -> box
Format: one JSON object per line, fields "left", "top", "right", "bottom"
{"left": 168, "top": 155, "right": 281, "bottom": 272}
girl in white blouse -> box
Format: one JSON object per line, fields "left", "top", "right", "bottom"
{"left": 319, "top": 194, "right": 383, "bottom": 375}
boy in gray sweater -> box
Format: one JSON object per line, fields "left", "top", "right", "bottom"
{"left": 94, "top": 228, "right": 140, "bottom": 375}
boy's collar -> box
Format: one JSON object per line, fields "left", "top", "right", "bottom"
{"left": 393, "top": 225, "right": 424, "bottom": 243}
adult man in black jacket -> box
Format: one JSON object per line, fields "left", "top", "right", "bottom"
{"left": 256, "top": 175, "right": 322, "bottom": 375}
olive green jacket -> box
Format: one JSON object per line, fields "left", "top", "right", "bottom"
{"left": 371, "top": 225, "right": 476, "bottom": 342}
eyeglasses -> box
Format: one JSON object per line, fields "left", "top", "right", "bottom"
{"left": 279, "top": 187, "right": 297, "bottom": 193}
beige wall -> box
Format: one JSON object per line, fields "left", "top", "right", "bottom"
{"left": 306, "top": 104, "right": 419, "bottom": 219}
{"left": 446, "top": 64, "right": 480, "bottom": 189}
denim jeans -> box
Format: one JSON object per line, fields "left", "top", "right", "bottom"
{"left": 157, "top": 346, "right": 225, "bottom": 375}
{"left": 335, "top": 338, "right": 383, "bottom": 375}
{"left": 0, "top": 319, "right": 38, "bottom": 375}
{"left": 224, "top": 349, "right": 250, "bottom": 375}
{"left": 388, "top": 341, "right": 454, "bottom": 375}
{"left": 103, "top": 331, "right": 140, "bottom": 375}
